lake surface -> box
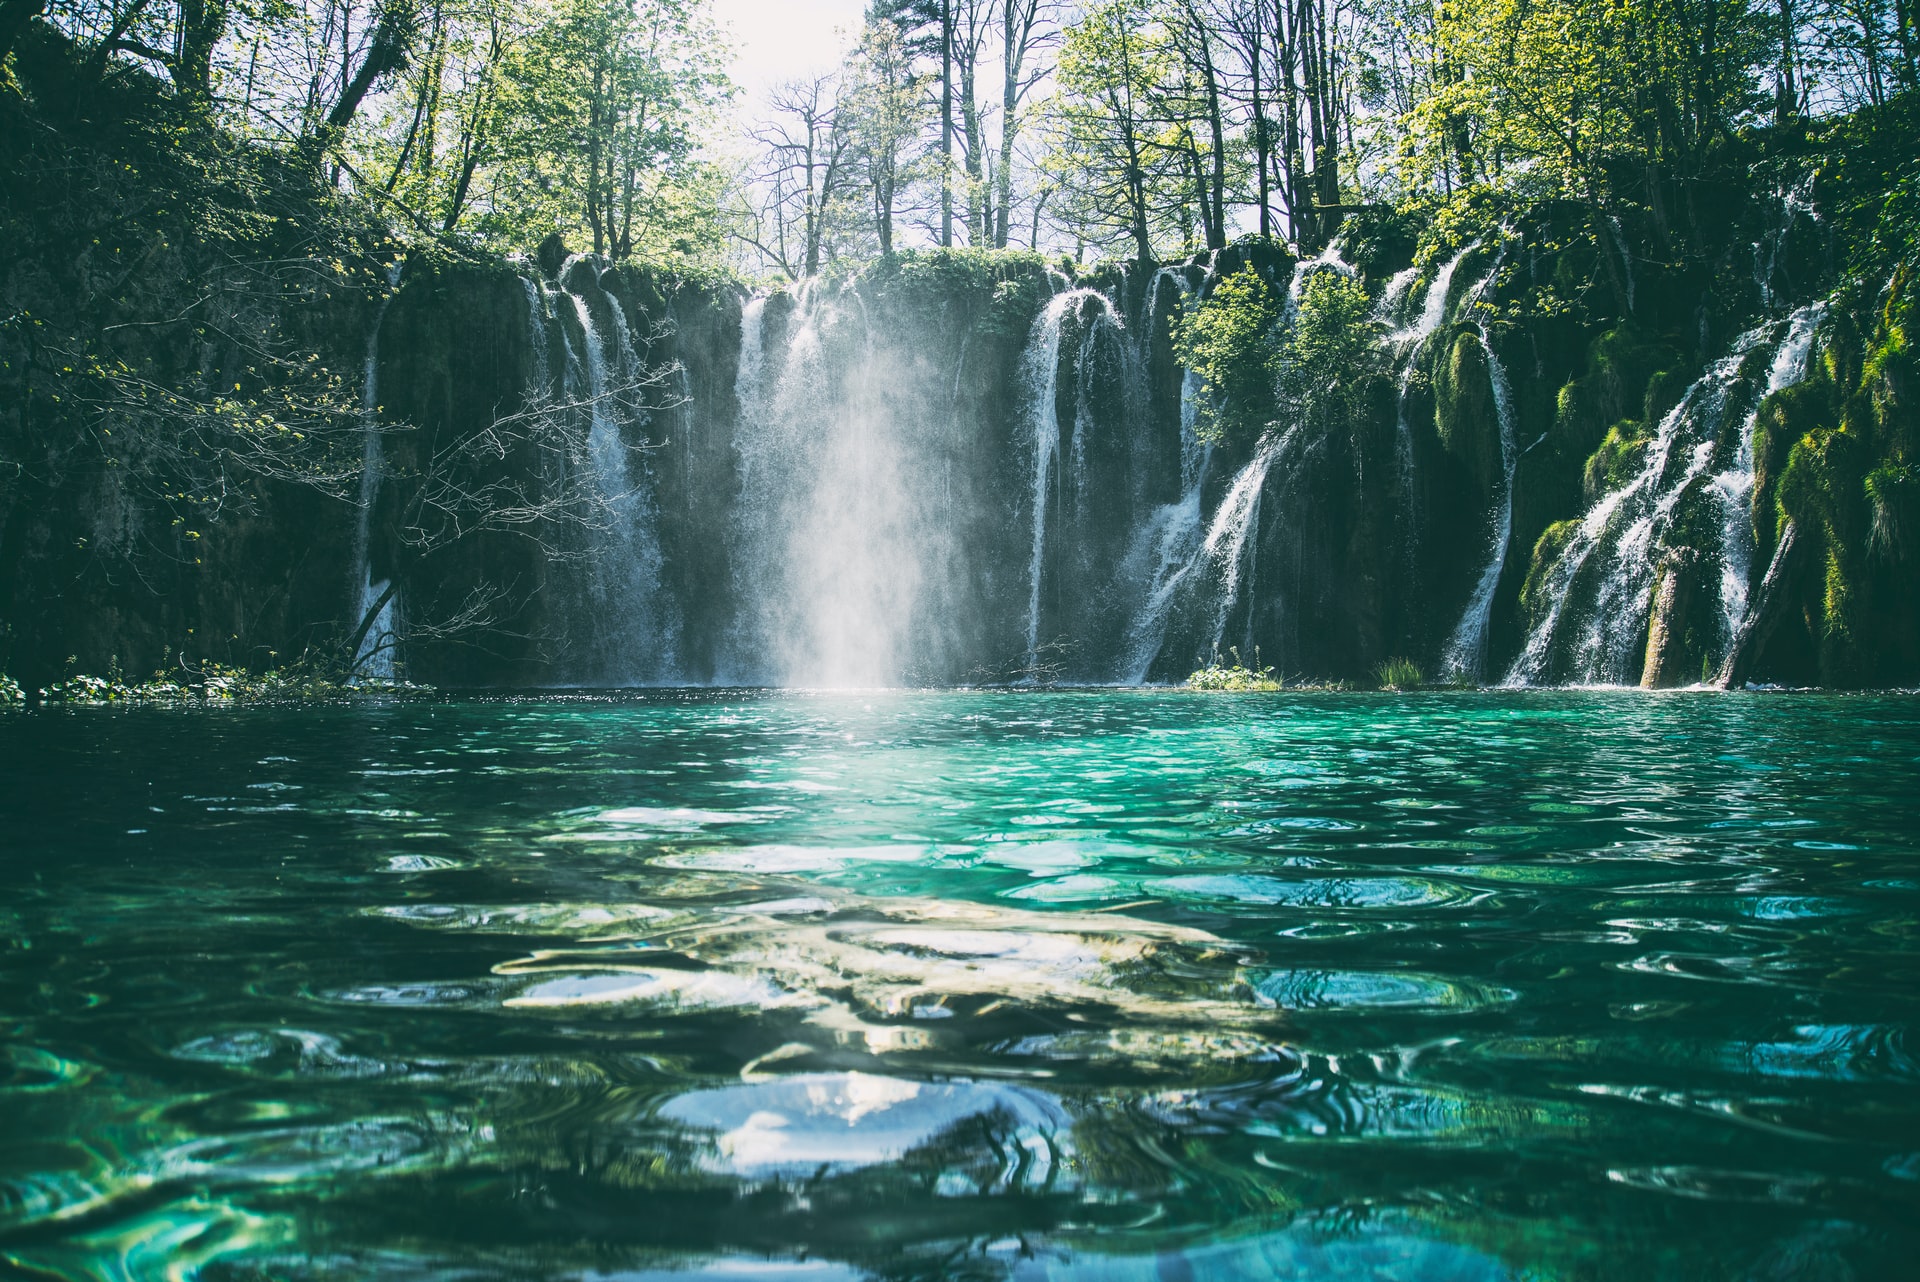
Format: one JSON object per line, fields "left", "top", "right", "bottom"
{"left": 2, "top": 691, "right": 1918, "bottom": 1280}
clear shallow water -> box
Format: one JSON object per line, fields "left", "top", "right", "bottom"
{"left": 2, "top": 690, "right": 1918, "bottom": 1280}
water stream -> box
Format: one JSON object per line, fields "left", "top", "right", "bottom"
{"left": 1441, "top": 249, "right": 1519, "bottom": 682}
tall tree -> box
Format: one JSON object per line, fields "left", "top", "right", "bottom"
{"left": 993, "top": 0, "right": 1056, "bottom": 247}
{"left": 751, "top": 74, "right": 857, "bottom": 276}
{"left": 844, "top": 19, "right": 930, "bottom": 255}
{"left": 1048, "top": 0, "right": 1175, "bottom": 262}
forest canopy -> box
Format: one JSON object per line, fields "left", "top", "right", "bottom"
{"left": 2, "top": 0, "right": 1912, "bottom": 278}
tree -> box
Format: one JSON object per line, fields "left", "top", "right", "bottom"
{"left": 483, "top": 0, "right": 731, "bottom": 259}
{"left": 0, "top": 0, "right": 49, "bottom": 67}
{"left": 1279, "top": 269, "right": 1382, "bottom": 433}
{"left": 1048, "top": 0, "right": 1176, "bottom": 263}
{"left": 993, "top": 0, "right": 1058, "bottom": 247}
{"left": 843, "top": 18, "right": 930, "bottom": 256}
{"left": 750, "top": 74, "right": 858, "bottom": 277}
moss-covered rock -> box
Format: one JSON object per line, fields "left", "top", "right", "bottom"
{"left": 1520, "top": 519, "right": 1581, "bottom": 627}
{"left": 1584, "top": 422, "right": 1652, "bottom": 504}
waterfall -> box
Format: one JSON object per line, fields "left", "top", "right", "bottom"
{"left": 1607, "top": 216, "right": 1637, "bottom": 313}
{"left": 1711, "top": 302, "right": 1825, "bottom": 657}
{"left": 521, "top": 277, "right": 550, "bottom": 394}
{"left": 1754, "top": 176, "right": 1814, "bottom": 309}
{"left": 557, "top": 259, "right": 677, "bottom": 684}
{"left": 1393, "top": 246, "right": 1472, "bottom": 352}
{"left": 1503, "top": 307, "right": 1821, "bottom": 687}
{"left": 727, "top": 279, "right": 953, "bottom": 687}
{"left": 734, "top": 296, "right": 767, "bottom": 468}
{"left": 721, "top": 292, "right": 796, "bottom": 684}
{"left": 1387, "top": 246, "right": 1475, "bottom": 577}
{"left": 348, "top": 260, "right": 404, "bottom": 681}
{"left": 1380, "top": 266, "right": 1418, "bottom": 327}
{"left": 1440, "top": 250, "right": 1519, "bottom": 682}
{"left": 1439, "top": 330, "right": 1519, "bottom": 681}
{"left": 1113, "top": 247, "right": 1357, "bottom": 683}
{"left": 1021, "top": 287, "right": 1117, "bottom": 673}
{"left": 1199, "top": 430, "right": 1291, "bottom": 653}
{"left": 1118, "top": 367, "right": 1210, "bottom": 682}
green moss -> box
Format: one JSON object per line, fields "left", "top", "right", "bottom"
{"left": 1435, "top": 329, "right": 1498, "bottom": 488}
{"left": 1583, "top": 421, "right": 1650, "bottom": 504}
{"left": 1643, "top": 369, "right": 1685, "bottom": 425}
{"left": 1521, "top": 519, "right": 1582, "bottom": 624}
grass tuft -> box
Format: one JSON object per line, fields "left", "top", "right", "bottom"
{"left": 1375, "top": 657, "right": 1424, "bottom": 690}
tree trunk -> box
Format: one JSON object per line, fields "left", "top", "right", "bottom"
{"left": 1250, "top": 33, "right": 1271, "bottom": 239}
{"left": 940, "top": 0, "right": 953, "bottom": 247}
{"left": 994, "top": 0, "right": 1024, "bottom": 250}
{"left": 961, "top": 62, "right": 985, "bottom": 244}
{"left": 1721, "top": 520, "right": 1811, "bottom": 687}
{"left": 319, "top": 0, "right": 419, "bottom": 143}
{"left": 176, "top": 0, "right": 226, "bottom": 100}
{"left": 1188, "top": 8, "right": 1228, "bottom": 251}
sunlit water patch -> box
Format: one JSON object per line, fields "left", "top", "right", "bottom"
{"left": 1, "top": 690, "right": 1917, "bottom": 1278}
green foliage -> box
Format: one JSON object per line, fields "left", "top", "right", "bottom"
{"left": 1186, "top": 659, "right": 1282, "bottom": 691}
{"left": 1172, "top": 256, "right": 1391, "bottom": 455}
{"left": 861, "top": 248, "right": 1052, "bottom": 338}
{"left": 0, "top": 675, "right": 22, "bottom": 706}
{"left": 1280, "top": 270, "right": 1386, "bottom": 432}
{"left": 1341, "top": 207, "right": 1421, "bottom": 279}
{"left": 1413, "top": 0, "right": 1770, "bottom": 206}
{"left": 34, "top": 652, "right": 424, "bottom": 705}
{"left": 1374, "top": 657, "right": 1424, "bottom": 690}
{"left": 1807, "top": 95, "right": 1920, "bottom": 286}
{"left": 1172, "top": 265, "right": 1281, "bottom": 446}
{"left": 472, "top": 0, "right": 733, "bottom": 263}
{"left": 1046, "top": 0, "right": 1180, "bottom": 261}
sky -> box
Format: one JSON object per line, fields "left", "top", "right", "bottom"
{"left": 709, "top": 0, "right": 871, "bottom": 112}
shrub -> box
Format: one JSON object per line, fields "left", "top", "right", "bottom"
{"left": 1173, "top": 266, "right": 1284, "bottom": 446}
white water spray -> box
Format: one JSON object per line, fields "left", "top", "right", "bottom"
{"left": 1438, "top": 247, "right": 1517, "bottom": 682}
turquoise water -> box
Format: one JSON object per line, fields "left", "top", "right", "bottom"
{"left": 2, "top": 691, "right": 1918, "bottom": 1279}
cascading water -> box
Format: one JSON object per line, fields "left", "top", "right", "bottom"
{"left": 348, "top": 260, "right": 404, "bottom": 680}
{"left": 1504, "top": 304, "right": 1824, "bottom": 687}
{"left": 556, "top": 258, "right": 678, "bottom": 684}
{"left": 726, "top": 277, "right": 991, "bottom": 687}
{"left": 1199, "top": 428, "right": 1293, "bottom": 653}
{"left": 1755, "top": 176, "right": 1815, "bottom": 309}
{"left": 722, "top": 292, "right": 802, "bottom": 684}
{"left": 1440, "top": 248, "right": 1519, "bottom": 682}
{"left": 1021, "top": 290, "right": 1077, "bottom": 669}
{"left": 521, "top": 277, "right": 551, "bottom": 394}
{"left": 1386, "top": 246, "right": 1475, "bottom": 584}
{"left": 1020, "top": 287, "right": 1123, "bottom": 675}
{"left": 1117, "top": 367, "right": 1209, "bottom": 683}
{"left": 1711, "top": 302, "right": 1824, "bottom": 650}
{"left": 1380, "top": 266, "right": 1418, "bottom": 326}
{"left": 1115, "top": 249, "right": 1355, "bottom": 681}
{"left": 519, "top": 219, "right": 1846, "bottom": 695}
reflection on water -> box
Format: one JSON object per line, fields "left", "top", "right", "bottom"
{"left": 2, "top": 690, "right": 1918, "bottom": 1279}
